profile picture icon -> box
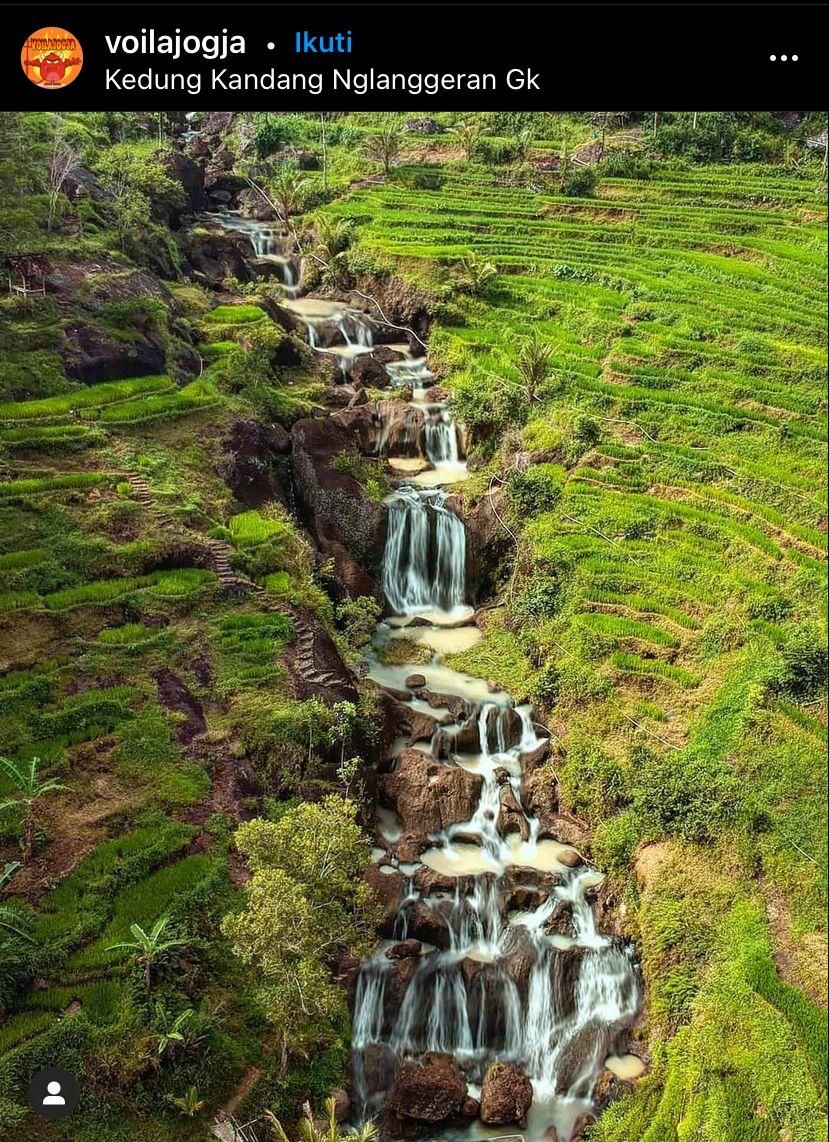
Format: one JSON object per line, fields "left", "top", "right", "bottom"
{"left": 27, "top": 1065, "right": 80, "bottom": 1119}
{"left": 44, "top": 1080, "right": 66, "bottom": 1106}
{"left": 21, "top": 27, "right": 84, "bottom": 88}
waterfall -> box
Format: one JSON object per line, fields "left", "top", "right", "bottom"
{"left": 382, "top": 486, "right": 466, "bottom": 615}
{"left": 351, "top": 332, "right": 640, "bottom": 1141}
{"left": 208, "top": 211, "right": 300, "bottom": 292}
{"left": 424, "top": 406, "right": 460, "bottom": 465}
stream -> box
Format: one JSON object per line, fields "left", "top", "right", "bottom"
{"left": 207, "top": 210, "right": 643, "bottom": 1142}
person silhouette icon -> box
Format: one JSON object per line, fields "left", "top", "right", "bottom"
{"left": 42, "top": 1081, "right": 66, "bottom": 1107}
{"left": 28, "top": 1065, "right": 80, "bottom": 1119}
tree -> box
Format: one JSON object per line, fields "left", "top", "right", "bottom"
{"left": 222, "top": 796, "right": 374, "bottom": 1069}
{"left": 313, "top": 215, "right": 353, "bottom": 287}
{"left": 0, "top": 862, "right": 32, "bottom": 941}
{"left": 267, "top": 1098, "right": 378, "bottom": 1142}
{"left": 362, "top": 122, "right": 403, "bottom": 175}
{"left": 269, "top": 162, "right": 309, "bottom": 227}
{"left": 43, "top": 124, "right": 80, "bottom": 232}
{"left": 515, "top": 330, "right": 554, "bottom": 405}
{"left": 454, "top": 119, "right": 485, "bottom": 160}
{"left": 588, "top": 111, "right": 631, "bottom": 159}
{"left": 0, "top": 756, "right": 66, "bottom": 864}
{"left": 106, "top": 915, "right": 187, "bottom": 995}
{"left": 514, "top": 127, "right": 534, "bottom": 162}
{"left": 454, "top": 252, "right": 497, "bottom": 296}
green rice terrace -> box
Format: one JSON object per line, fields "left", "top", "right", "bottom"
{"left": 0, "top": 111, "right": 826, "bottom": 1142}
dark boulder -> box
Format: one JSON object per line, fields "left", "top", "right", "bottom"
{"left": 406, "top": 118, "right": 444, "bottom": 135}
{"left": 382, "top": 749, "right": 482, "bottom": 838}
{"left": 159, "top": 151, "right": 207, "bottom": 220}
{"left": 218, "top": 418, "right": 291, "bottom": 509}
{"left": 63, "top": 165, "right": 111, "bottom": 204}
{"left": 291, "top": 414, "right": 387, "bottom": 578}
{"left": 387, "top": 1054, "right": 467, "bottom": 1123}
{"left": 181, "top": 228, "right": 256, "bottom": 284}
{"left": 61, "top": 321, "right": 165, "bottom": 384}
{"left": 480, "top": 1061, "right": 533, "bottom": 1126}
{"left": 152, "top": 668, "right": 206, "bottom": 744}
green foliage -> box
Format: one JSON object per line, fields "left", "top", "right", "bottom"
{"left": 560, "top": 165, "right": 598, "bottom": 197}
{"left": 506, "top": 465, "right": 563, "bottom": 516}
{"left": 222, "top": 797, "right": 373, "bottom": 1053}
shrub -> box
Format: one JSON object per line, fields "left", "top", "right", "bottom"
{"left": 770, "top": 623, "right": 828, "bottom": 701}
{"left": 560, "top": 166, "right": 597, "bottom": 197}
{"left": 506, "top": 465, "right": 563, "bottom": 516}
{"left": 599, "top": 150, "right": 654, "bottom": 179}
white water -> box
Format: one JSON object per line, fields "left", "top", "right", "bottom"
{"left": 208, "top": 211, "right": 301, "bottom": 295}
{"left": 382, "top": 485, "right": 467, "bottom": 617}
{"left": 352, "top": 383, "right": 642, "bottom": 1139}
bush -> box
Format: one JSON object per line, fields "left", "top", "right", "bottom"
{"left": 771, "top": 623, "right": 828, "bottom": 701}
{"left": 478, "top": 139, "right": 519, "bottom": 165}
{"left": 506, "top": 465, "right": 563, "bottom": 516}
{"left": 560, "top": 166, "right": 597, "bottom": 197}
{"left": 599, "top": 150, "right": 654, "bottom": 179}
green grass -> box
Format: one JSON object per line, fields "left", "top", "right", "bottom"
{"left": 203, "top": 304, "right": 266, "bottom": 324}
{"left": 0, "top": 376, "right": 172, "bottom": 423}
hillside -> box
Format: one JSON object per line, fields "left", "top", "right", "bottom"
{"left": 0, "top": 110, "right": 826, "bottom": 1142}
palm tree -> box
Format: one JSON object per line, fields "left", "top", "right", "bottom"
{"left": 0, "top": 861, "right": 32, "bottom": 941}
{"left": 454, "top": 119, "right": 484, "bottom": 161}
{"left": 515, "top": 331, "right": 554, "bottom": 405}
{"left": 0, "top": 756, "right": 67, "bottom": 864}
{"left": 455, "top": 252, "right": 497, "bottom": 296}
{"left": 270, "top": 163, "right": 308, "bottom": 227}
{"left": 106, "top": 915, "right": 187, "bottom": 994}
{"left": 314, "top": 216, "right": 352, "bottom": 287}
{"left": 267, "top": 1098, "right": 378, "bottom": 1142}
{"left": 362, "top": 122, "right": 403, "bottom": 175}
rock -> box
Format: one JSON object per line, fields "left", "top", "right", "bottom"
{"left": 63, "top": 165, "right": 111, "bottom": 203}
{"left": 181, "top": 228, "right": 257, "bottom": 283}
{"left": 464, "top": 489, "right": 514, "bottom": 604}
{"left": 406, "top": 118, "right": 444, "bottom": 135}
{"left": 365, "top": 862, "right": 405, "bottom": 926}
{"left": 521, "top": 738, "right": 552, "bottom": 771}
{"left": 288, "top": 614, "right": 359, "bottom": 705}
{"left": 386, "top": 939, "right": 422, "bottom": 960}
{"left": 418, "top": 688, "right": 469, "bottom": 721}
{"left": 201, "top": 111, "right": 237, "bottom": 140}
{"left": 291, "top": 415, "right": 388, "bottom": 577}
{"left": 218, "top": 418, "right": 291, "bottom": 508}
{"left": 159, "top": 151, "right": 207, "bottom": 220}
{"left": 384, "top": 749, "right": 483, "bottom": 838}
{"left": 236, "top": 186, "right": 278, "bottom": 221}
{"left": 348, "top": 354, "right": 392, "bottom": 388}
{"left": 499, "top": 783, "right": 531, "bottom": 841}
{"left": 572, "top": 1112, "right": 598, "bottom": 1139}
{"left": 351, "top": 1043, "right": 397, "bottom": 1106}
{"left": 480, "top": 1062, "right": 533, "bottom": 1126}
{"left": 387, "top": 1054, "right": 467, "bottom": 1123}
{"left": 405, "top": 673, "right": 427, "bottom": 690}
{"left": 423, "top": 383, "right": 449, "bottom": 402}
{"left": 61, "top": 321, "right": 165, "bottom": 384}
{"left": 330, "top": 1088, "right": 350, "bottom": 1122}
{"left": 152, "top": 668, "right": 206, "bottom": 744}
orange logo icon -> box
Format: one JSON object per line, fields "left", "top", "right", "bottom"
{"left": 21, "top": 27, "right": 84, "bottom": 88}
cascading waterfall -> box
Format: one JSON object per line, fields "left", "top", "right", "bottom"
{"left": 382, "top": 486, "right": 466, "bottom": 616}
{"left": 353, "top": 418, "right": 642, "bottom": 1139}
{"left": 208, "top": 211, "right": 300, "bottom": 294}
{"left": 424, "top": 406, "right": 460, "bottom": 466}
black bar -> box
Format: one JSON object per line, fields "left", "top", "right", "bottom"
{"left": 6, "top": 4, "right": 826, "bottom": 109}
